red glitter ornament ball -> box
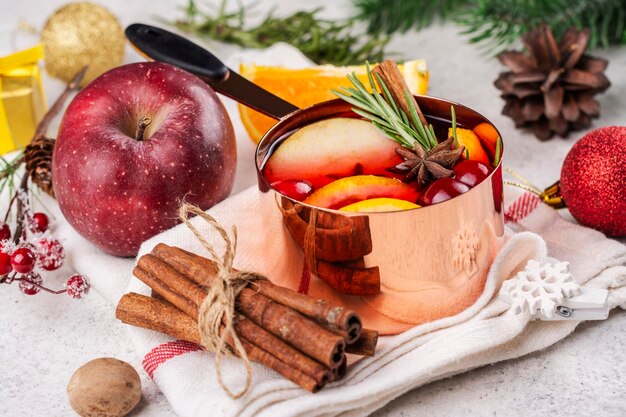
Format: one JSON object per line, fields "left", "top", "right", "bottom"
{"left": 560, "top": 126, "right": 626, "bottom": 236}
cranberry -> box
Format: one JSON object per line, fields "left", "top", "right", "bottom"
{"left": 35, "top": 238, "right": 65, "bottom": 271}
{"left": 19, "top": 272, "right": 43, "bottom": 295}
{"left": 0, "top": 252, "right": 12, "bottom": 275}
{"left": 66, "top": 274, "right": 90, "bottom": 299}
{"left": 420, "top": 178, "right": 470, "bottom": 206}
{"left": 453, "top": 160, "right": 491, "bottom": 187}
{"left": 0, "top": 223, "right": 10, "bottom": 240}
{"left": 10, "top": 247, "right": 37, "bottom": 274}
{"left": 271, "top": 179, "right": 314, "bottom": 201}
{"left": 32, "top": 212, "right": 50, "bottom": 232}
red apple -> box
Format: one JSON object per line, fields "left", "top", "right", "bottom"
{"left": 53, "top": 62, "right": 236, "bottom": 256}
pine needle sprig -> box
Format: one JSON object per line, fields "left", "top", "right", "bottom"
{"left": 332, "top": 63, "right": 456, "bottom": 152}
{"left": 0, "top": 153, "right": 24, "bottom": 199}
{"left": 171, "top": 0, "right": 389, "bottom": 66}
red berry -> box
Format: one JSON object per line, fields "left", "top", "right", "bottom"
{"left": 19, "top": 272, "right": 43, "bottom": 295}
{"left": 10, "top": 247, "right": 37, "bottom": 274}
{"left": 453, "top": 160, "right": 491, "bottom": 187}
{"left": 420, "top": 178, "right": 470, "bottom": 206}
{"left": 66, "top": 274, "right": 90, "bottom": 299}
{"left": 271, "top": 179, "right": 314, "bottom": 201}
{"left": 0, "top": 223, "right": 10, "bottom": 240}
{"left": 32, "top": 213, "right": 50, "bottom": 232}
{"left": 35, "top": 238, "right": 65, "bottom": 271}
{"left": 0, "top": 252, "right": 12, "bottom": 275}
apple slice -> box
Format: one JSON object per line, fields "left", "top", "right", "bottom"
{"left": 263, "top": 117, "right": 403, "bottom": 188}
{"left": 340, "top": 197, "right": 420, "bottom": 212}
{"left": 304, "top": 175, "right": 419, "bottom": 210}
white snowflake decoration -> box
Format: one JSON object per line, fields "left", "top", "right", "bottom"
{"left": 500, "top": 260, "right": 581, "bottom": 319}
{"left": 451, "top": 221, "right": 479, "bottom": 275}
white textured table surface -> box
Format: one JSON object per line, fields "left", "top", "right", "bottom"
{"left": 1, "top": 1, "right": 625, "bottom": 416}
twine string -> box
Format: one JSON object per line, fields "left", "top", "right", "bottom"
{"left": 503, "top": 166, "right": 543, "bottom": 196}
{"left": 275, "top": 196, "right": 319, "bottom": 279}
{"left": 178, "top": 203, "right": 266, "bottom": 400}
{"left": 303, "top": 210, "right": 318, "bottom": 278}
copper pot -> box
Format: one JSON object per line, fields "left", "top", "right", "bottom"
{"left": 127, "top": 24, "right": 505, "bottom": 328}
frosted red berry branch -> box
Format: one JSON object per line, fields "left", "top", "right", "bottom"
{"left": 0, "top": 67, "right": 90, "bottom": 299}
{"left": 0, "top": 195, "right": 91, "bottom": 298}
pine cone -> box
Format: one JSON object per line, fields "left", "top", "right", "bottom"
{"left": 494, "top": 26, "right": 610, "bottom": 140}
{"left": 24, "top": 136, "right": 55, "bottom": 197}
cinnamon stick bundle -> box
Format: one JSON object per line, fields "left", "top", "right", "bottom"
{"left": 116, "top": 293, "right": 330, "bottom": 392}
{"left": 139, "top": 248, "right": 345, "bottom": 368}
{"left": 154, "top": 245, "right": 364, "bottom": 342}
{"left": 118, "top": 243, "right": 379, "bottom": 393}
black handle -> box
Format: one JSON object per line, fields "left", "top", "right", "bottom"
{"left": 125, "top": 24, "right": 299, "bottom": 120}
{"left": 125, "top": 24, "right": 228, "bottom": 80}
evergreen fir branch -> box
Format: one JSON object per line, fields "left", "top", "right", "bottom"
{"left": 171, "top": 0, "right": 389, "bottom": 66}
{"left": 353, "top": 0, "right": 625, "bottom": 50}
{"left": 458, "top": 0, "right": 626, "bottom": 50}
{"left": 353, "top": 0, "right": 470, "bottom": 34}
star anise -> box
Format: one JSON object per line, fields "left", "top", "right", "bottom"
{"left": 391, "top": 137, "right": 465, "bottom": 186}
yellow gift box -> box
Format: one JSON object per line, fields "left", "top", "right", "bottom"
{"left": 0, "top": 45, "right": 47, "bottom": 154}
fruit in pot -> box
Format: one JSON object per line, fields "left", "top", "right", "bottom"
{"left": 339, "top": 198, "right": 420, "bottom": 212}
{"left": 263, "top": 118, "right": 403, "bottom": 188}
{"left": 53, "top": 62, "right": 236, "bottom": 256}
{"left": 473, "top": 122, "right": 499, "bottom": 158}
{"left": 271, "top": 179, "right": 313, "bottom": 202}
{"left": 419, "top": 178, "right": 470, "bottom": 206}
{"left": 453, "top": 160, "right": 491, "bottom": 187}
{"left": 450, "top": 127, "right": 490, "bottom": 166}
{"left": 304, "top": 175, "right": 419, "bottom": 210}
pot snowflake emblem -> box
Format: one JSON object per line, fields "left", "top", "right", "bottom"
{"left": 500, "top": 260, "right": 580, "bottom": 319}
{"left": 451, "top": 222, "right": 479, "bottom": 276}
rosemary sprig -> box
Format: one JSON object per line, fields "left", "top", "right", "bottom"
{"left": 332, "top": 63, "right": 458, "bottom": 152}
{"left": 172, "top": 0, "right": 389, "bottom": 66}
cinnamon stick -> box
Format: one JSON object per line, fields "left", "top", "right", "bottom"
{"left": 330, "top": 355, "right": 347, "bottom": 382}
{"left": 135, "top": 250, "right": 346, "bottom": 368}
{"left": 238, "top": 336, "right": 322, "bottom": 392}
{"left": 132, "top": 265, "right": 197, "bottom": 318}
{"left": 344, "top": 328, "right": 378, "bottom": 357}
{"left": 116, "top": 292, "right": 328, "bottom": 392}
{"left": 237, "top": 287, "right": 345, "bottom": 368}
{"left": 153, "top": 244, "right": 363, "bottom": 340}
{"left": 282, "top": 210, "right": 372, "bottom": 262}
{"left": 116, "top": 292, "right": 199, "bottom": 343}
{"left": 235, "top": 314, "right": 330, "bottom": 384}
{"left": 316, "top": 261, "right": 380, "bottom": 296}
{"left": 372, "top": 60, "right": 428, "bottom": 127}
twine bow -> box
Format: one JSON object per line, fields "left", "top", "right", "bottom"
{"left": 179, "top": 203, "right": 266, "bottom": 399}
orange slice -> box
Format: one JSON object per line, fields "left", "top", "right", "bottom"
{"left": 450, "top": 127, "right": 490, "bottom": 166}
{"left": 340, "top": 198, "right": 420, "bottom": 212}
{"left": 303, "top": 175, "right": 419, "bottom": 210}
{"left": 239, "top": 60, "right": 429, "bottom": 143}
{"left": 473, "top": 122, "right": 500, "bottom": 159}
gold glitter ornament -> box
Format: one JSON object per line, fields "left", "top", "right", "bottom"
{"left": 41, "top": 2, "right": 125, "bottom": 86}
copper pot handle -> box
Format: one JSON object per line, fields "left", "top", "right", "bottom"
{"left": 125, "top": 23, "right": 300, "bottom": 120}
